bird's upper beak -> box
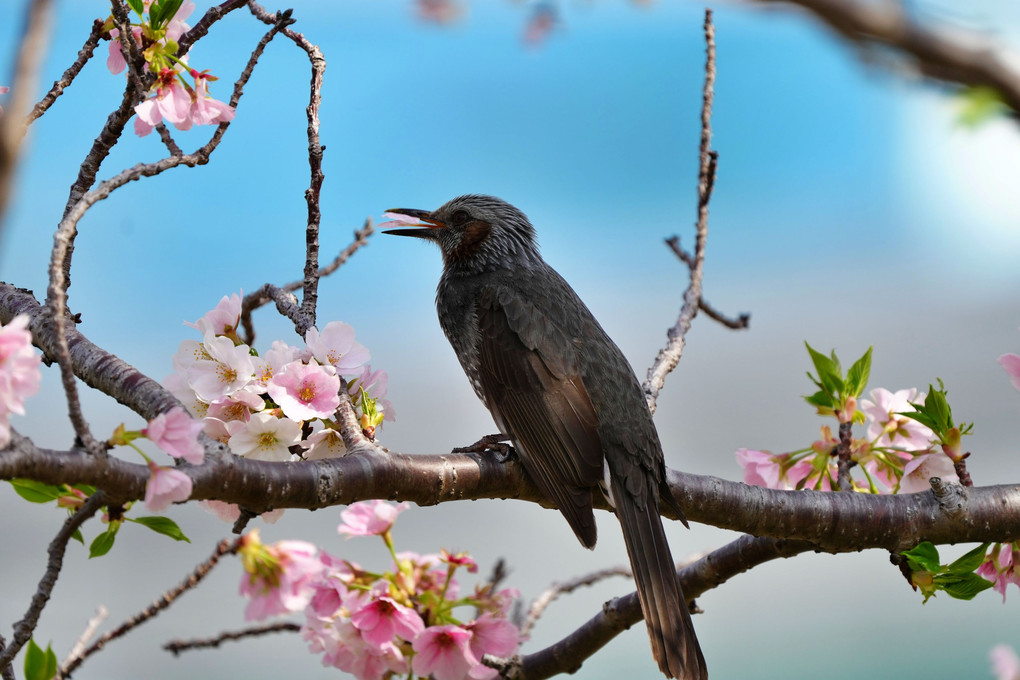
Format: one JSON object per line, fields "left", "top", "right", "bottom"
{"left": 381, "top": 209, "right": 446, "bottom": 239}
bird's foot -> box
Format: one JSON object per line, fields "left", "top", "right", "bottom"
{"left": 452, "top": 433, "right": 516, "bottom": 462}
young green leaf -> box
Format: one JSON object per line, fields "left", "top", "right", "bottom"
{"left": 845, "top": 347, "right": 873, "bottom": 397}
{"left": 24, "top": 639, "right": 57, "bottom": 680}
{"left": 9, "top": 479, "right": 65, "bottom": 504}
{"left": 126, "top": 0, "right": 145, "bottom": 17}
{"left": 937, "top": 572, "right": 995, "bottom": 601}
{"left": 89, "top": 527, "right": 118, "bottom": 559}
{"left": 946, "top": 543, "right": 991, "bottom": 575}
{"left": 129, "top": 516, "right": 191, "bottom": 543}
{"left": 902, "top": 542, "right": 941, "bottom": 573}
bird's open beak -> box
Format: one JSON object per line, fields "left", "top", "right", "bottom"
{"left": 381, "top": 209, "right": 446, "bottom": 239}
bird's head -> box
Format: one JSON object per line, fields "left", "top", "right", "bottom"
{"left": 383, "top": 194, "right": 539, "bottom": 269}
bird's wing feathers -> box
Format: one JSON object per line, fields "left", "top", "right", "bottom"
{"left": 476, "top": 286, "right": 604, "bottom": 548}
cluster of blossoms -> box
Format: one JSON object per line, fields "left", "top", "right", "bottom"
{"left": 737, "top": 340, "right": 1020, "bottom": 602}
{"left": 0, "top": 315, "right": 42, "bottom": 449}
{"left": 164, "top": 292, "right": 392, "bottom": 522}
{"left": 103, "top": 0, "right": 235, "bottom": 136}
{"left": 238, "top": 500, "right": 521, "bottom": 680}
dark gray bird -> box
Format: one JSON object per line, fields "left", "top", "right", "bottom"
{"left": 384, "top": 194, "right": 707, "bottom": 679}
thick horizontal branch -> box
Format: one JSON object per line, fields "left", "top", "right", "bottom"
{"left": 2, "top": 430, "right": 1018, "bottom": 551}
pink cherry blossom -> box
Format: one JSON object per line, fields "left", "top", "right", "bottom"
{"left": 978, "top": 543, "right": 1020, "bottom": 602}
{"left": 106, "top": 26, "right": 143, "bottom": 75}
{"left": 186, "top": 333, "right": 254, "bottom": 402}
{"left": 305, "top": 321, "right": 370, "bottom": 377}
{"left": 736, "top": 449, "right": 809, "bottom": 490}
{"left": 991, "top": 644, "right": 1020, "bottom": 680}
{"left": 189, "top": 70, "right": 235, "bottom": 126}
{"left": 144, "top": 462, "right": 192, "bottom": 511}
{"left": 898, "top": 452, "right": 959, "bottom": 493}
{"left": 1000, "top": 352, "right": 1020, "bottom": 392}
{"left": 227, "top": 411, "right": 302, "bottom": 462}
{"left": 200, "top": 499, "right": 241, "bottom": 522}
{"left": 378, "top": 211, "right": 428, "bottom": 228}
{"left": 0, "top": 314, "right": 42, "bottom": 447}
{"left": 143, "top": 406, "right": 205, "bottom": 464}
{"left": 302, "top": 421, "right": 347, "bottom": 460}
{"left": 239, "top": 534, "right": 322, "bottom": 620}
{"left": 349, "top": 365, "right": 395, "bottom": 422}
{"left": 860, "top": 388, "right": 934, "bottom": 451}
{"left": 412, "top": 625, "right": 478, "bottom": 680}
{"left": 350, "top": 593, "right": 425, "bottom": 648}
{"left": 165, "top": 1, "right": 195, "bottom": 42}
{"left": 465, "top": 613, "right": 519, "bottom": 664}
{"left": 267, "top": 360, "right": 341, "bottom": 421}
{"left": 187, "top": 291, "right": 242, "bottom": 337}
{"left": 338, "top": 500, "right": 410, "bottom": 537}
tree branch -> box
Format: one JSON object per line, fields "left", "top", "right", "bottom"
{"left": 163, "top": 622, "right": 301, "bottom": 656}
{"left": 758, "top": 0, "right": 1020, "bottom": 115}
{"left": 0, "top": 492, "right": 106, "bottom": 671}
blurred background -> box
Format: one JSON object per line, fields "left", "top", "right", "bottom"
{"left": 1, "top": 1, "right": 1019, "bottom": 678}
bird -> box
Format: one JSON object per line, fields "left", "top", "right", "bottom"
{"left": 383, "top": 194, "right": 707, "bottom": 679}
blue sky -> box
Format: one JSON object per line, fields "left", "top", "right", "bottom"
{"left": 2, "top": 2, "right": 1020, "bottom": 679}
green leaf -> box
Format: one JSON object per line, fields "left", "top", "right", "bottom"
{"left": 902, "top": 542, "right": 941, "bottom": 573}
{"left": 126, "top": 0, "right": 145, "bottom": 16}
{"left": 71, "top": 528, "right": 84, "bottom": 545}
{"left": 151, "top": 0, "right": 185, "bottom": 27}
{"left": 937, "top": 572, "right": 995, "bottom": 601}
{"left": 804, "top": 389, "right": 834, "bottom": 410}
{"left": 24, "top": 639, "right": 57, "bottom": 680}
{"left": 89, "top": 527, "right": 119, "bottom": 559}
{"left": 956, "top": 86, "right": 1007, "bottom": 128}
{"left": 128, "top": 516, "right": 191, "bottom": 543}
{"left": 845, "top": 347, "right": 873, "bottom": 397}
{"left": 8, "top": 479, "right": 65, "bottom": 504}
{"left": 947, "top": 543, "right": 991, "bottom": 575}
{"left": 805, "top": 343, "right": 843, "bottom": 394}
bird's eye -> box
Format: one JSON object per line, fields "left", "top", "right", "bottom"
{"left": 450, "top": 209, "right": 469, "bottom": 226}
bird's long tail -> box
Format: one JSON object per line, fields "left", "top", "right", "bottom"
{"left": 611, "top": 475, "right": 708, "bottom": 680}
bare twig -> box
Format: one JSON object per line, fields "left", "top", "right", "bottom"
{"left": 758, "top": 0, "right": 1020, "bottom": 116}
{"left": 60, "top": 538, "right": 241, "bottom": 677}
{"left": 239, "top": 218, "right": 376, "bottom": 344}
{"left": 248, "top": 2, "right": 327, "bottom": 334}
{"left": 27, "top": 19, "right": 104, "bottom": 126}
{"left": 0, "top": 492, "right": 106, "bottom": 669}
{"left": 59, "top": 606, "right": 109, "bottom": 675}
{"left": 0, "top": 0, "right": 55, "bottom": 236}
{"left": 163, "top": 622, "right": 301, "bottom": 655}
{"left": 643, "top": 10, "right": 718, "bottom": 415}
{"left": 0, "top": 636, "right": 14, "bottom": 680}
{"left": 521, "top": 567, "right": 631, "bottom": 638}
{"left": 664, "top": 235, "right": 750, "bottom": 330}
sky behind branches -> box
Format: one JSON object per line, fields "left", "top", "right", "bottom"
{"left": 1, "top": 1, "right": 1020, "bottom": 679}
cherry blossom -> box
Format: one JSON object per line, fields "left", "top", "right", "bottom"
{"left": 302, "top": 421, "right": 346, "bottom": 460}
{"left": 143, "top": 462, "right": 192, "bottom": 511}
{"left": 185, "top": 333, "right": 254, "bottom": 402}
{"left": 860, "top": 387, "right": 934, "bottom": 451}
{"left": 991, "top": 644, "right": 1020, "bottom": 680}
{"left": 305, "top": 321, "right": 370, "bottom": 377}
{"left": 189, "top": 69, "right": 235, "bottom": 126}
{"left": 898, "top": 452, "right": 959, "bottom": 493}
{"left": 350, "top": 592, "right": 425, "bottom": 648}
{"left": 227, "top": 411, "right": 302, "bottom": 462}
{"left": 338, "top": 500, "right": 410, "bottom": 538}
{"left": 736, "top": 448, "right": 810, "bottom": 490}
{"left": 0, "top": 314, "right": 42, "bottom": 447}
{"left": 143, "top": 406, "right": 204, "bottom": 464}
{"left": 978, "top": 543, "right": 1020, "bottom": 602}
{"left": 188, "top": 291, "right": 242, "bottom": 338}
{"left": 412, "top": 625, "right": 478, "bottom": 680}
{"left": 465, "top": 614, "right": 520, "bottom": 679}
{"left": 1000, "top": 348, "right": 1020, "bottom": 392}
{"left": 267, "top": 359, "right": 341, "bottom": 421}
{"left": 238, "top": 530, "right": 322, "bottom": 620}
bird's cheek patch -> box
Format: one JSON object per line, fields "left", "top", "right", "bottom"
{"left": 452, "top": 220, "right": 492, "bottom": 260}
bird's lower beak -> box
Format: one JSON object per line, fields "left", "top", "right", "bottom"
{"left": 381, "top": 208, "right": 446, "bottom": 239}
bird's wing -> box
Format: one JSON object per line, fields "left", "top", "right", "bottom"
{"left": 476, "top": 286, "right": 604, "bottom": 548}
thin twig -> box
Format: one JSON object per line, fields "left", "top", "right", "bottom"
{"left": 238, "top": 218, "right": 374, "bottom": 345}
{"left": 60, "top": 538, "right": 241, "bottom": 677}
{"left": 27, "top": 19, "right": 104, "bottom": 126}
{"left": 664, "top": 235, "right": 750, "bottom": 330}
{"left": 0, "top": 635, "right": 14, "bottom": 680}
{"left": 643, "top": 10, "right": 717, "bottom": 415}
{"left": 163, "top": 622, "right": 301, "bottom": 655}
{"left": 0, "top": 492, "right": 106, "bottom": 669}
{"left": 521, "top": 567, "right": 631, "bottom": 638}
{"left": 248, "top": 2, "right": 327, "bottom": 334}
{"left": 59, "top": 606, "right": 109, "bottom": 676}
